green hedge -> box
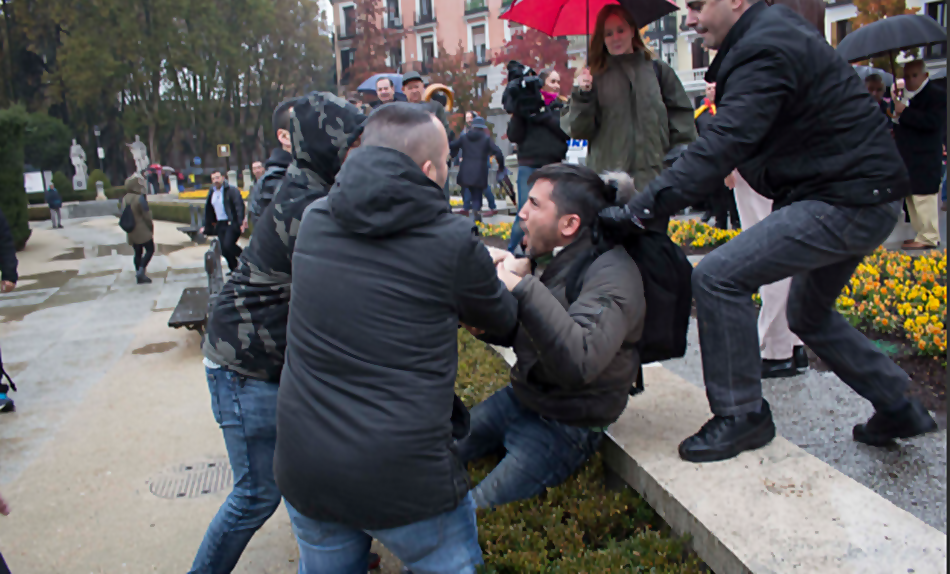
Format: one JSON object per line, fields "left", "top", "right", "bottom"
{"left": 29, "top": 205, "right": 50, "bottom": 221}
{"left": 0, "top": 105, "right": 32, "bottom": 249}
{"left": 455, "top": 331, "right": 705, "bottom": 572}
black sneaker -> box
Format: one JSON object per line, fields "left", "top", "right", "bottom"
{"left": 793, "top": 345, "right": 808, "bottom": 370}
{"left": 136, "top": 273, "right": 153, "bottom": 284}
{"left": 762, "top": 358, "right": 799, "bottom": 379}
{"left": 679, "top": 400, "right": 776, "bottom": 463}
{"left": 0, "top": 396, "right": 13, "bottom": 413}
{"left": 853, "top": 398, "right": 938, "bottom": 446}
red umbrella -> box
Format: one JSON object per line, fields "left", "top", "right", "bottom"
{"left": 501, "top": 0, "right": 678, "bottom": 38}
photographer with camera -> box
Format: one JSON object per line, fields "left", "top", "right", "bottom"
{"left": 565, "top": 5, "right": 696, "bottom": 232}
{"left": 505, "top": 66, "right": 570, "bottom": 252}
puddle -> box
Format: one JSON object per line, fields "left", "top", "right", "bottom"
{"left": 52, "top": 243, "right": 186, "bottom": 261}
{"left": 132, "top": 342, "right": 178, "bottom": 355}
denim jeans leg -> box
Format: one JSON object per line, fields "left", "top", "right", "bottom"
{"left": 462, "top": 188, "right": 472, "bottom": 211}
{"left": 469, "top": 393, "right": 601, "bottom": 509}
{"left": 190, "top": 368, "right": 282, "bottom": 574}
{"left": 285, "top": 501, "right": 373, "bottom": 574}
{"left": 456, "top": 386, "right": 523, "bottom": 465}
{"left": 483, "top": 187, "right": 497, "bottom": 210}
{"left": 368, "top": 493, "right": 483, "bottom": 574}
{"left": 693, "top": 199, "right": 904, "bottom": 416}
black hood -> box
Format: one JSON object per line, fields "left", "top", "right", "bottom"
{"left": 328, "top": 146, "right": 449, "bottom": 237}
{"left": 288, "top": 92, "right": 367, "bottom": 185}
{"left": 464, "top": 129, "right": 489, "bottom": 145}
{"left": 265, "top": 147, "right": 293, "bottom": 170}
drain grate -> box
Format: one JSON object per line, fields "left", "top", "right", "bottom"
{"left": 148, "top": 458, "right": 233, "bottom": 499}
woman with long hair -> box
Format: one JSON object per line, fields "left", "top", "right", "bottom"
{"left": 507, "top": 68, "right": 570, "bottom": 251}
{"left": 565, "top": 4, "right": 696, "bottom": 229}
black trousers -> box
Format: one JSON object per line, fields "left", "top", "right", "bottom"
{"left": 214, "top": 221, "right": 243, "bottom": 271}
{"left": 710, "top": 186, "right": 740, "bottom": 230}
{"left": 133, "top": 240, "right": 155, "bottom": 271}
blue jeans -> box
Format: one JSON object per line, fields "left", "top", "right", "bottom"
{"left": 189, "top": 367, "right": 281, "bottom": 574}
{"left": 456, "top": 386, "right": 602, "bottom": 509}
{"left": 507, "top": 166, "right": 536, "bottom": 251}
{"left": 285, "top": 494, "right": 483, "bottom": 574}
{"left": 462, "top": 187, "right": 497, "bottom": 212}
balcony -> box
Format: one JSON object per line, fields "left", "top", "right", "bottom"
{"left": 474, "top": 45, "right": 489, "bottom": 65}
{"left": 466, "top": 0, "right": 489, "bottom": 15}
{"left": 405, "top": 60, "right": 432, "bottom": 75}
{"left": 386, "top": 13, "right": 403, "bottom": 29}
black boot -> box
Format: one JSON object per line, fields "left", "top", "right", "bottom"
{"left": 853, "top": 398, "right": 938, "bottom": 446}
{"left": 0, "top": 383, "right": 14, "bottom": 413}
{"left": 679, "top": 400, "right": 776, "bottom": 463}
{"left": 793, "top": 345, "right": 808, "bottom": 370}
{"left": 761, "top": 358, "right": 798, "bottom": 379}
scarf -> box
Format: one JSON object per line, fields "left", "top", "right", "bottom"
{"left": 541, "top": 90, "right": 558, "bottom": 106}
{"left": 693, "top": 97, "right": 716, "bottom": 119}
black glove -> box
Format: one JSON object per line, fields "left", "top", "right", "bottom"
{"left": 598, "top": 204, "right": 647, "bottom": 239}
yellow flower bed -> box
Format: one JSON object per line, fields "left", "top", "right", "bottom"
{"left": 476, "top": 221, "right": 513, "bottom": 239}
{"left": 450, "top": 198, "right": 464, "bottom": 207}
{"left": 668, "top": 219, "right": 740, "bottom": 249}
{"left": 178, "top": 189, "right": 250, "bottom": 200}
{"left": 836, "top": 247, "right": 946, "bottom": 359}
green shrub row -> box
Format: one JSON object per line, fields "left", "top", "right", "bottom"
{"left": 455, "top": 331, "right": 706, "bottom": 573}
{"left": 0, "top": 105, "right": 31, "bottom": 249}
{"left": 27, "top": 179, "right": 126, "bottom": 205}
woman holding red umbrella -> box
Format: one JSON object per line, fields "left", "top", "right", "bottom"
{"left": 565, "top": 4, "right": 695, "bottom": 230}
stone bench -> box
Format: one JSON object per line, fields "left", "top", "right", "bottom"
{"left": 177, "top": 204, "right": 207, "bottom": 244}
{"left": 489, "top": 348, "right": 947, "bottom": 573}
{"left": 167, "top": 239, "right": 224, "bottom": 338}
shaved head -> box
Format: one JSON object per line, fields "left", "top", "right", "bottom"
{"left": 361, "top": 102, "right": 450, "bottom": 186}
{"left": 362, "top": 103, "right": 447, "bottom": 165}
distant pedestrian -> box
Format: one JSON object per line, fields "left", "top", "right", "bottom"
{"left": 402, "top": 71, "right": 451, "bottom": 139}
{"left": 121, "top": 174, "right": 155, "bottom": 284}
{"left": 251, "top": 161, "right": 265, "bottom": 182}
{"left": 894, "top": 60, "right": 946, "bottom": 250}
{"left": 200, "top": 170, "right": 245, "bottom": 272}
{"left": 375, "top": 76, "right": 396, "bottom": 107}
{"left": 45, "top": 182, "right": 63, "bottom": 229}
{"left": 451, "top": 117, "right": 505, "bottom": 217}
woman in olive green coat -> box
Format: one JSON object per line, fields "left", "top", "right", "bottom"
{"left": 564, "top": 5, "right": 696, "bottom": 229}
{"left": 121, "top": 173, "right": 155, "bottom": 284}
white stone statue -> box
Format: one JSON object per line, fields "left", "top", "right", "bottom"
{"left": 126, "top": 135, "right": 150, "bottom": 173}
{"left": 227, "top": 170, "right": 239, "bottom": 190}
{"left": 242, "top": 168, "right": 252, "bottom": 191}
{"left": 70, "top": 139, "right": 88, "bottom": 191}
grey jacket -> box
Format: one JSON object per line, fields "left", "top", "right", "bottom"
{"left": 495, "top": 233, "right": 646, "bottom": 427}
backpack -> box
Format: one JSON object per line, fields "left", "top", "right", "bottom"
{"left": 119, "top": 195, "right": 146, "bottom": 233}
{"left": 565, "top": 229, "right": 693, "bottom": 367}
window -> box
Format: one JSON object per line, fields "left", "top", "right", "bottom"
{"left": 472, "top": 24, "right": 487, "bottom": 64}
{"left": 340, "top": 48, "right": 353, "bottom": 84}
{"left": 342, "top": 6, "right": 356, "bottom": 37}
{"left": 389, "top": 44, "right": 403, "bottom": 69}
{"left": 418, "top": 0, "right": 434, "bottom": 24}
{"left": 925, "top": 2, "right": 947, "bottom": 58}
{"left": 507, "top": 21, "right": 525, "bottom": 42}
{"left": 475, "top": 76, "right": 488, "bottom": 98}
{"left": 386, "top": 0, "right": 401, "bottom": 27}
{"left": 691, "top": 38, "right": 709, "bottom": 69}
{"left": 422, "top": 36, "right": 435, "bottom": 66}
{"left": 831, "top": 19, "right": 853, "bottom": 48}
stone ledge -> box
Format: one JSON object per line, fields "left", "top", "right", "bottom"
{"left": 490, "top": 347, "right": 947, "bottom": 573}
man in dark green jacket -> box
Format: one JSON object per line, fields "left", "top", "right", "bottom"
{"left": 458, "top": 164, "right": 645, "bottom": 509}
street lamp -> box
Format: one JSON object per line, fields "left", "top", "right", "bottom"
{"left": 93, "top": 125, "right": 104, "bottom": 173}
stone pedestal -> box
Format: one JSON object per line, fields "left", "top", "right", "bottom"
{"left": 227, "top": 170, "right": 239, "bottom": 190}
{"left": 168, "top": 175, "right": 179, "bottom": 198}
{"left": 242, "top": 168, "right": 252, "bottom": 191}
{"left": 74, "top": 175, "right": 88, "bottom": 191}
{"left": 95, "top": 181, "right": 106, "bottom": 201}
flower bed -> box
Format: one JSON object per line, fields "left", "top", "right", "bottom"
{"left": 667, "top": 219, "right": 740, "bottom": 254}
{"left": 455, "top": 331, "right": 706, "bottom": 573}
{"left": 177, "top": 189, "right": 250, "bottom": 200}
{"left": 476, "top": 221, "right": 514, "bottom": 239}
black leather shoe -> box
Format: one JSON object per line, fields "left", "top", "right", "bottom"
{"left": 793, "top": 345, "right": 808, "bottom": 370}
{"left": 679, "top": 401, "right": 776, "bottom": 463}
{"left": 762, "top": 358, "right": 798, "bottom": 379}
{"left": 853, "top": 398, "right": 938, "bottom": 446}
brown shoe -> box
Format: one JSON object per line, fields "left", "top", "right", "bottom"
{"left": 902, "top": 241, "right": 938, "bottom": 250}
{"left": 902, "top": 239, "right": 915, "bottom": 245}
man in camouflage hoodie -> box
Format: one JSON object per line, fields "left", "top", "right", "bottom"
{"left": 191, "top": 92, "right": 366, "bottom": 574}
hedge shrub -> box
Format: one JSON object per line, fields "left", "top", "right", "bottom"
{"left": 89, "top": 169, "right": 112, "bottom": 191}
{"left": 29, "top": 205, "right": 50, "bottom": 221}
{"left": 23, "top": 112, "right": 71, "bottom": 173}
{"left": 0, "top": 105, "right": 32, "bottom": 249}
{"left": 455, "top": 331, "right": 706, "bottom": 573}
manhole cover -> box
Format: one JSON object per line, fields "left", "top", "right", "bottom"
{"left": 148, "top": 458, "right": 232, "bottom": 499}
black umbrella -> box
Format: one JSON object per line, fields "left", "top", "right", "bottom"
{"left": 836, "top": 15, "right": 946, "bottom": 63}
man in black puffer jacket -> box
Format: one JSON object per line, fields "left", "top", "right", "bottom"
{"left": 451, "top": 117, "right": 505, "bottom": 217}
{"left": 275, "top": 103, "right": 517, "bottom": 573}
{"left": 603, "top": 0, "right": 937, "bottom": 464}
{"left": 246, "top": 99, "right": 296, "bottom": 228}
{"left": 193, "top": 93, "right": 366, "bottom": 574}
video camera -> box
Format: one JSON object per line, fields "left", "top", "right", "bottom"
{"left": 502, "top": 60, "right": 544, "bottom": 118}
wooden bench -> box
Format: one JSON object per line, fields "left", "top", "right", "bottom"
{"left": 177, "top": 204, "right": 207, "bottom": 244}
{"left": 167, "top": 239, "right": 224, "bottom": 337}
